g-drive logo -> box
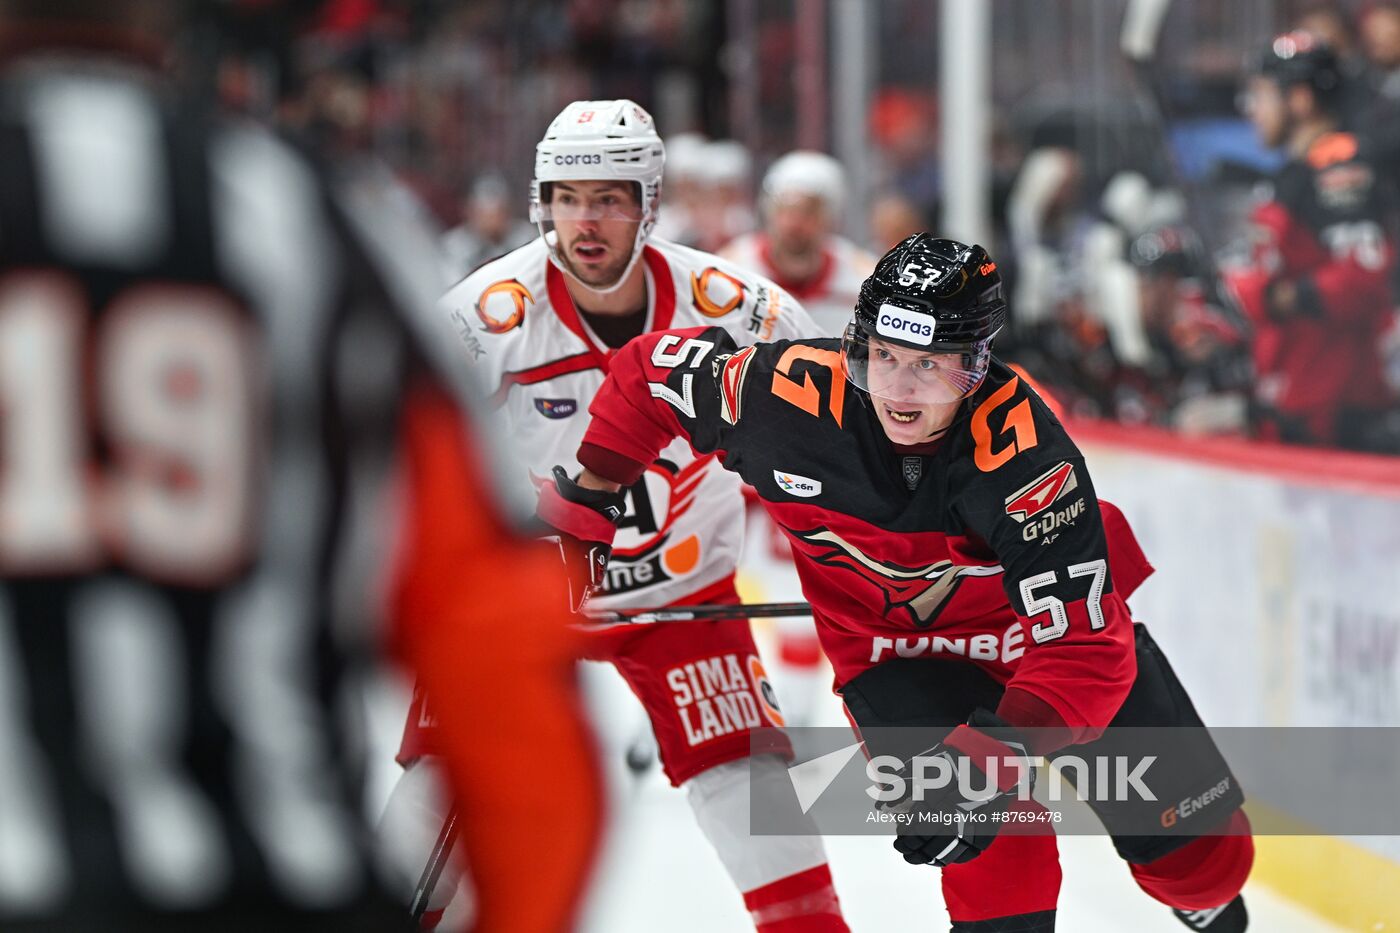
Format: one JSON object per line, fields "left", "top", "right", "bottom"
{"left": 774, "top": 470, "right": 822, "bottom": 498}
{"left": 876, "top": 303, "right": 934, "bottom": 346}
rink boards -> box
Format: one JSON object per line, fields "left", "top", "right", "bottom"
{"left": 1072, "top": 419, "right": 1400, "bottom": 932}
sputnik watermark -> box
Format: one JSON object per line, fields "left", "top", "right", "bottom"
{"left": 864, "top": 753, "right": 1158, "bottom": 804}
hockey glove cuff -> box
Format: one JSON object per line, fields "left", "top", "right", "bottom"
{"left": 889, "top": 709, "right": 1035, "bottom": 868}
{"left": 537, "top": 466, "right": 626, "bottom": 611}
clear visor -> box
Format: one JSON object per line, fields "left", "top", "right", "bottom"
{"left": 841, "top": 324, "right": 994, "bottom": 405}
{"left": 535, "top": 183, "right": 646, "bottom": 223}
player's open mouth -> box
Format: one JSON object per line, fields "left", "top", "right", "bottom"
{"left": 886, "top": 406, "right": 921, "bottom": 424}
{"left": 574, "top": 243, "right": 607, "bottom": 261}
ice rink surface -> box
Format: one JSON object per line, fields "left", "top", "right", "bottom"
{"left": 574, "top": 660, "right": 1350, "bottom": 933}
{"left": 363, "top": 523, "right": 1360, "bottom": 933}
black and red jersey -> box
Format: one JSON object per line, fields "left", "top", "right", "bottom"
{"left": 1226, "top": 131, "right": 1398, "bottom": 443}
{"left": 0, "top": 54, "right": 593, "bottom": 930}
{"left": 577, "top": 327, "right": 1154, "bottom": 749}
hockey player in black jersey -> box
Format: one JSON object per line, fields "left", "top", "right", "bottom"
{"left": 542, "top": 235, "right": 1254, "bottom": 931}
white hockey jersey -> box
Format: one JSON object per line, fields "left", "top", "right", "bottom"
{"left": 440, "top": 236, "right": 819, "bottom": 609}
{"left": 719, "top": 232, "right": 875, "bottom": 337}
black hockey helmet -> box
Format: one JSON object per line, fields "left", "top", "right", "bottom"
{"left": 842, "top": 234, "right": 1007, "bottom": 404}
{"left": 1128, "top": 224, "right": 1205, "bottom": 280}
{"left": 1257, "top": 30, "right": 1344, "bottom": 109}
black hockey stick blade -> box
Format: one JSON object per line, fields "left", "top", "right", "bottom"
{"left": 410, "top": 804, "right": 459, "bottom": 922}
{"left": 580, "top": 601, "right": 813, "bottom": 626}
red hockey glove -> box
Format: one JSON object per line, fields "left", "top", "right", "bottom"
{"left": 536, "top": 466, "right": 626, "bottom": 611}
{"left": 886, "top": 709, "right": 1035, "bottom": 867}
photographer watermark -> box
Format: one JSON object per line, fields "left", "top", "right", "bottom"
{"left": 753, "top": 726, "right": 1399, "bottom": 837}
{"left": 864, "top": 751, "right": 1156, "bottom": 805}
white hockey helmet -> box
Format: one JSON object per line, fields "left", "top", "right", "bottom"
{"left": 762, "top": 150, "right": 846, "bottom": 219}
{"left": 530, "top": 99, "right": 665, "bottom": 293}
{"left": 663, "top": 131, "right": 709, "bottom": 185}
{"left": 697, "top": 139, "right": 752, "bottom": 188}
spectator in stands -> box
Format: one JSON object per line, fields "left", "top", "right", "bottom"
{"left": 1360, "top": 0, "right": 1400, "bottom": 102}
{"left": 1004, "top": 146, "right": 1094, "bottom": 332}
{"left": 868, "top": 88, "right": 942, "bottom": 224}
{"left": 441, "top": 174, "right": 535, "bottom": 282}
{"left": 1295, "top": 2, "right": 1373, "bottom": 129}
{"left": 1298, "top": 2, "right": 1361, "bottom": 64}
{"left": 1124, "top": 225, "right": 1250, "bottom": 433}
{"left": 867, "top": 191, "right": 927, "bottom": 253}
{"left": 1230, "top": 31, "right": 1400, "bottom": 451}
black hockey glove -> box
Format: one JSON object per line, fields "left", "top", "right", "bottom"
{"left": 536, "top": 466, "right": 626, "bottom": 611}
{"left": 883, "top": 709, "right": 1035, "bottom": 867}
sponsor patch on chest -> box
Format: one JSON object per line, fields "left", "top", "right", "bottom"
{"left": 533, "top": 397, "right": 578, "bottom": 418}
{"left": 774, "top": 469, "right": 822, "bottom": 497}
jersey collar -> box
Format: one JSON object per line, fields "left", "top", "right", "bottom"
{"left": 545, "top": 244, "right": 676, "bottom": 373}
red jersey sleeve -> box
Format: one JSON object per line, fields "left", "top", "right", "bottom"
{"left": 578, "top": 325, "right": 742, "bottom": 485}
{"left": 952, "top": 381, "right": 1140, "bottom": 751}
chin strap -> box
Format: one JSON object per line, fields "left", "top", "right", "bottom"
{"left": 541, "top": 225, "right": 650, "bottom": 296}
{"left": 922, "top": 424, "right": 952, "bottom": 441}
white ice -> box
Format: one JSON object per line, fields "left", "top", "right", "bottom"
{"left": 575, "top": 659, "right": 1349, "bottom": 933}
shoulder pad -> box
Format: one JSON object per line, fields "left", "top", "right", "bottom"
{"left": 440, "top": 240, "right": 548, "bottom": 361}
{"left": 657, "top": 237, "right": 799, "bottom": 342}
{"left": 962, "top": 365, "right": 1075, "bottom": 475}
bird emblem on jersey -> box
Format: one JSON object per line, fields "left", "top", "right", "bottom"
{"left": 794, "top": 527, "right": 1002, "bottom": 628}
{"left": 475, "top": 278, "right": 533, "bottom": 334}
{"left": 712, "top": 344, "right": 757, "bottom": 425}
{"left": 1003, "top": 461, "right": 1078, "bottom": 523}
{"left": 690, "top": 267, "right": 747, "bottom": 318}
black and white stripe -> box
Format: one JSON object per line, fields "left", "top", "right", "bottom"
{"left": 0, "top": 56, "right": 441, "bottom": 929}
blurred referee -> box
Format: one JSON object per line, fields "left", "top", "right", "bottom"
{"left": 0, "top": 2, "right": 604, "bottom": 930}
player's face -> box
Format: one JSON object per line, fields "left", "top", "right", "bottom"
{"left": 768, "top": 194, "right": 829, "bottom": 257}
{"left": 865, "top": 338, "right": 968, "bottom": 445}
{"left": 548, "top": 180, "right": 644, "bottom": 288}
{"left": 1243, "top": 76, "right": 1287, "bottom": 148}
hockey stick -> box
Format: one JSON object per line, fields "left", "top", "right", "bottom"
{"left": 579, "top": 601, "right": 813, "bottom": 626}
{"left": 410, "top": 804, "right": 459, "bottom": 923}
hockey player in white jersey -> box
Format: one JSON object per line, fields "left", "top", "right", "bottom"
{"left": 378, "top": 100, "right": 850, "bottom": 932}
{"left": 720, "top": 150, "right": 876, "bottom": 337}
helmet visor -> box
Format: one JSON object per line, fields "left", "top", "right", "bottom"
{"left": 535, "top": 181, "right": 646, "bottom": 223}
{"left": 841, "top": 323, "right": 994, "bottom": 405}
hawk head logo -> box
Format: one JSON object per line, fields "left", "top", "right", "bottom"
{"left": 475, "top": 279, "right": 533, "bottom": 334}
{"left": 793, "top": 527, "right": 1002, "bottom": 628}
{"left": 712, "top": 344, "right": 757, "bottom": 425}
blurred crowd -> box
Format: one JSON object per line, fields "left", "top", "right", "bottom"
{"left": 217, "top": 0, "right": 1399, "bottom": 455}
{"left": 994, "top": 2, "right": 1400, "bottom": 454}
